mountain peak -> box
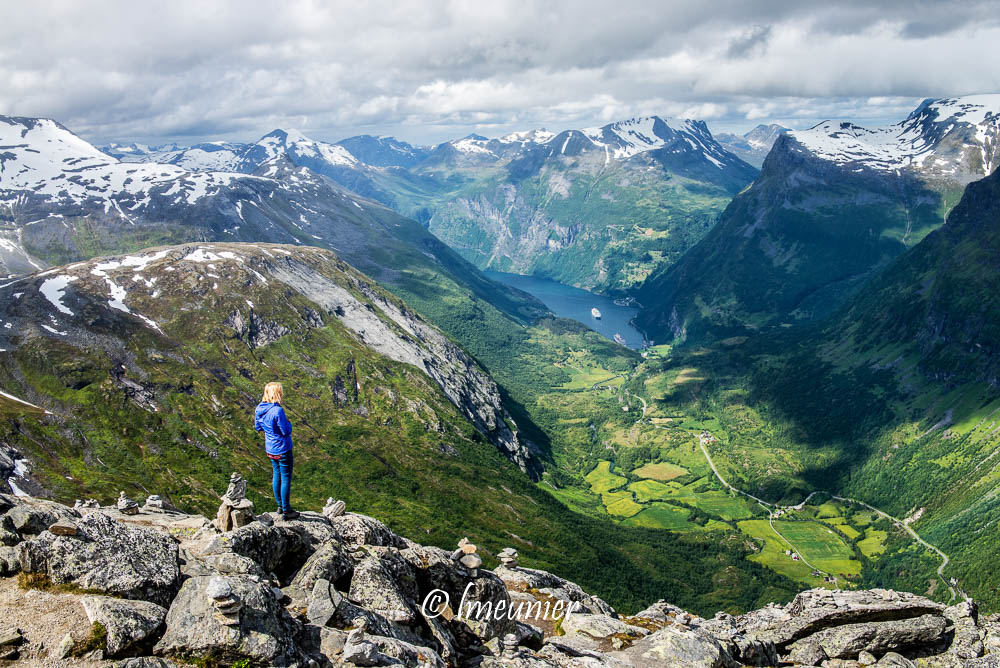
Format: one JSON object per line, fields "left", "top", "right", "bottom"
{"left": 788, "top": 94, "right": 1000, "bottom": 177}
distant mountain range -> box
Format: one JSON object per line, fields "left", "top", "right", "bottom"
{"left": 635, "top": 95, "right": 1000, "bottom": 342}
{"left": 0, "top": 112, "right": 544, "bottom": 325}
{"left": 715, "top": 124, "right": 789, "bottom": 167}
{"left": 96, "top": 115, "right": 758, "bottom": 294}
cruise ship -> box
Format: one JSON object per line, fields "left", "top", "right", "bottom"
{"left": 591, "top": 307, "right": 602, "bottom": 319}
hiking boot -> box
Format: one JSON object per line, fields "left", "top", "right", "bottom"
{"left": 282, "top": 509, "right": 300, "bottom": 520}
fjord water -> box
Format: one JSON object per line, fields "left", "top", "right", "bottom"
{"left": 485, "top": 271, "right": 645, "bottom": 349}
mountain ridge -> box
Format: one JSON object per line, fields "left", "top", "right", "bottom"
{"left": 634, "top": 95, "right": 1000, "bottom": 343}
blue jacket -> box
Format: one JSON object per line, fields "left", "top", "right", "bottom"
{"left": 254, "top": 402, "right": 293, "bottom": 456}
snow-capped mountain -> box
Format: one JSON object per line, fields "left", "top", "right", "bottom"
{"left": 715, "top": 124, "right": 789, "bottom": 167}
{"left": 86, "top": 114, "right": 755, "bottom": 293}
{"left": 235, "top": 128, "right": 357, "bottom": 173}
{"left": 787, "top": 95, "right": 1000, "bottom": 181}
{"left": 427, "top": 116, "right": 746, "bottom": 171}
{"left": 0, "top": 115, "right": 536, "bottom": 319}
{"left": 107, "top": 141, "right": 246, "bottom": 171}
{"left": 1, "top": 116, "right": 253, "bottom": 215}
{"left": 335, "top": 134, "right": 430, "bottom": 168}
{"left": 402, "top": 116, "right": 758, "bottom": 292}
{"left": 635, "top": 94, "right": 1000, "bottom": 342}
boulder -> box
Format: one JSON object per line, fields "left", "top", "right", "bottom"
{"left": 400, "top": 543, "right": 514, "bottom": 642}
{"left": 306, "top": 578, "right": 344, "bottom": 627}
{"left": 367, "top": 633, "right": 447, "bottom": 668}
{"left": 631, "top": 599, "right": 688, "bottom": 624}
{"left": 153, "top": 575, "right": 298, "bottom": 666}
{"left": 6, "top": 500, "right": 77, "bottom": 535}
{"left": 349, "top": 550, "right": 420, "bottom": 624}
{"left": 558, "top": 612, "right": 649, "bottom": 651}
{"left": 785, "top": 613, "right": 948, "bottom": 663}
{"left": 289, "top": 539, "right": 354, "bottom": 592}
{"left": 610, "top": 624, "right": 740, "bottom": 668}
{"left": 0, "top": 546, "right": 19, "bottom": 575}
{"left": 328, "top": 512, "right": 411, "bottom": 549}
{"left": 0, "top": 515, "right": 21, "bottom": 545}
{"left": 495, "top": 564, "right": 617, "bottom": 617}
{"left": 18, "top": 511, "right": 180, "bottom": 605}
{"left": 944, "top": 599, "right": 983, "bottom": 659}
{"left": 735, "top": 588, "right": 944, "bottom": 647}
{"left": 203, "top": 514, "right": 333, "bottom": 579}
{"left": 81, "top": 595, "right": 167, "bottom": 657}
{"left": 875, "top": 652, "right": 917, "bottom": 667}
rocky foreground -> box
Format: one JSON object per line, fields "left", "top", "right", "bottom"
{"left": 0, "top": 492, "right": 998, "bottom": 667}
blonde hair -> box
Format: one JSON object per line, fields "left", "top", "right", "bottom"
{"left": 262, "top": 382, "right": 284, "bottom": 404}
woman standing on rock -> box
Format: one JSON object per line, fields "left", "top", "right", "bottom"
{"left": 254, "top": 382, "right": 299, "bottom": 520}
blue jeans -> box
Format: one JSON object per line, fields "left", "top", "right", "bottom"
{"left": 270, "top": 451, "right": 293, "bottom": 512}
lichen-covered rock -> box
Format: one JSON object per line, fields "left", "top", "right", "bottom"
{"left": 349, "top": 551, "right": 420, "bottom": 624}
{"left": 329, "top": 512, "right": 411, "bottom": 549}
{"left": 551, "top": 612, "right": 649, "bottom": 653}
{"left": 367, "top": 633, "right": 447, "bottom": 668}
{"left": 944, "top": 599, "right": 984, "bottom": 659}
{"left": 5, "top": 498, "right": 78, "bottom": 535}
{"left": 153, "top": 575, "right": 298, "bottom": 666}
{"left": 305, "top": 578, "right": 343, "bottom": 627}
{"left": 0, "top": 546, "right": 20, "bottom": 575}
{"left": 495, "top": 564, "right": 617, "bottom": 617}
{"left": 203, "top": 514, "right": 333, "bottom": 578}
{"left": 610, "top": 624, "right": 740, "bottom": 668}
{"left": 18, "top": 511, "right": 179, "bottom": 605}
{"left": 631, "top": 599, "right": 687, "bottom": 624}
{"left": 401, "top": 542, "right": 514, "bottom": 643}
{"left": 785, "top": 613, "right": 947, "bottom": 663}
{"left": 736, "top": 588, "right": 944, "bottom": 648}
{"left": 81, "top": 595, "right": 167, "bottom": 657}
{"left": 289, "top": 539, "right": 354, "bottom": 592}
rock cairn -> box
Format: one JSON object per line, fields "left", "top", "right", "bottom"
{"left": 116, "top": 491, "right": 139, "bottom": 515}
{"left": 342, "top": 620, "right": 379, "bottom": 666}
{"left": 498, "top": 547, "right": 518, "bottom": 568}
{"left": 501, "top": 632, "right": 518, "bottom": 658}
{"left": 143, "top": 494, "right": 164, "bottom": 512}
{"left": 206, "top": 577, "right": 242, "bottom": 625}
{"left": 322, "top": 497, "right": 346, "bottom": 519}
{"left": 215, "top": 472, "right": 255, "bottom": 531}
{"left": 451, "top": 537, "right": 482, "bottom": 574}
{"left": 73, "top": 498, "right": 99, "bottom": 512}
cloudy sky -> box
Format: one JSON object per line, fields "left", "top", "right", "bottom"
{"left": 2, "top": 0, "right": 999, "bottom": 146}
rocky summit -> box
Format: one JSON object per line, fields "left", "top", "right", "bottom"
{"left": 0, "top": 491, "right": 996, "bottom": 667}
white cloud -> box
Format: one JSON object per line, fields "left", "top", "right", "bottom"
{"left": 0, "top": 0, "right": 997, "bottom": 145}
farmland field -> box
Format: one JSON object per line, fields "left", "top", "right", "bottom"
{"left": 774, "top": 520, "right": 860, "bottom": 576}
{"left": 738, "top": 520, "right": 825, "bottom": 585}
{"left": 858, "top": 529, "right": 889, "bottom": 557}
{"left": 624, "top": 503, "right": 694, "bottom": 530}
{"left": 586, "top": 461, "right": 627, "bottom": 494}
{"left": 633, "top": 461, "right": 688, "bottom": 481}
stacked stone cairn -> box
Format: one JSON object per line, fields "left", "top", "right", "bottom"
{"left": 206, "top": 576, "right": 243, "bottom": 626}
{"left": 143, "top": 494, "right": 165, "bottom": 512}
{"left": 497, "top": 547, "right": 518, "bottom": 568}
{"left": 322, "top": 497, "right": 346, "bottom": 519}
{"left": 451, "top": 537, "right": 482, "bottom": 575}
{"left": 215, "top": 472, "right": 255, "bottom": 531}
{"left": 116, "top": 491, "right": 139, "bottom": 515}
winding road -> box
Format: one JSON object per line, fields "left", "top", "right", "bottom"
{"left": 594, "top": 366, "right": 959, "bottom": 600}
{"left": 695, "top": 432, "right": 957, "bottom": 601}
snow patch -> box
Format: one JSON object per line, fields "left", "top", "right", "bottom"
{"left": 39, "top": 274, "right": 79, "bottom": 315}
